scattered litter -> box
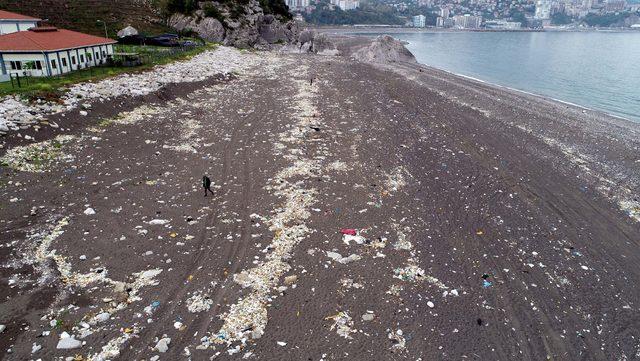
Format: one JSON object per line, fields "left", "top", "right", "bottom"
{"left": 284, "top": 275, "right": 298, "bottom": 285}
{"left": 326, "top": 312, "right": 356, "bottom": 339}
{"left": 327, "top": 251, "right": 362, "bottom": 264}
{"left": 57, "top": 332, "right": 82, "bottom": 349}
{"left": 340, "top": 229, "right": 357, "bottom": 236}
{"left": 148, "top": 219, "right": 169, "bottom": 225}
{"left": 362, "top": 313, "right": 375, "bottom": 321}
{"left": 342, "top": 234, "right": 366, "bottom": 245}
{"left": 187, "top": 292, "right": 213, "bottom": 313}
{"left": 388, "top": 329, "right": 406, "bottom": 352}
{"left": 155, "top": 337, "right": 171, "bottom": 353}
{"left": 482, "top": 274, "right": 493, "bottom": 288}
{"left": 84, "top": 207, "right": 96, "bottom": 215}
{"left": 393, "top": 264, "right": 425, "bottom": 282}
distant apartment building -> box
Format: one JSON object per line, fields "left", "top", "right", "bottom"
{"left": 534, "top": 0, "right": 552, "bottom": 19}
{"left": 286, "top": 0, "right": 311, "bottom": 10}
{"left": 453, "top": 14, "right": 482, "bottom": 28}
{"left": 485, "top": 19, "right": 522, "bottom": 29}
{"left": 436, "top": 16, "right": 455, "bottom": 27}
{"left": 413, "top": 14, "right": 427, "bottom": 27}
{"left": 604, "top": 0, "right": 626, "bottom": 11}
{"left": 418, "top": 0, "right": 433, "bottom": 7}
{"left": 440, "top": 7, "right": 450, "bottom": 18}
{"left": 336, "top": 0, "right": 360, "bottom": 10}
{"left": 0, "top": 10, "right": 40, "bottom": 35}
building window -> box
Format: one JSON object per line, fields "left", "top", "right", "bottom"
{"left": 80, "top": 54, "right": 84, "bottom": 62}
{"left": 95, "top": 52, "right": 100, "bottom": 59}
{"left": 87, "top": 53, "right": 92, "bottom": 61}
{"left": 102, "top": 51, "right": 106, "bottom": 57}
{"left": 35, "top": 61, "right": 43, "bottom": 70}
{"left": 62, "top": 57, "right": 67, "bottom": 67}
{"left": 71, "top": 56, "right": 76, "bottom": 65}
{"left": 10, "top": 61, "right": 22, "bottom": 70}
{"left": 51, "top": 59, "right": 57, "bottom": 69}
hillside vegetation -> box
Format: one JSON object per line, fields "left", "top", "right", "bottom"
{"left": 0, "top": 0, "right": 172, "bottom": 36}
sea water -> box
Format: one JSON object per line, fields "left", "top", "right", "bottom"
{"left": 368, "top": 31, "right": 640, "bottom": 122}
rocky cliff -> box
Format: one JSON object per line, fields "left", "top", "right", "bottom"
{"left": 167, "top": 0, "right": 298, "bottom": 48}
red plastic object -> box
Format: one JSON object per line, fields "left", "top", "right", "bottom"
{"left": 340, "top": 229, "right": 357, "bottom": 236}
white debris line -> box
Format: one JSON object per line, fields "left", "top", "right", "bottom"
{"left": 384, "top": 166, "right": 409, "bottom": 193}
{"left": 390, "top": 224, "right": 449, "bottom": 291}
{"left": 0, "top": 46, "right": 261, "bottom": 135}
{"left": 27, "top": 217, "right": 163, "bottom": 360}
{"left": 542, "top": 136, "right": 640, "bottom": 223}
{"left": 210, "top": 63, "right": 323, "bottom": 348}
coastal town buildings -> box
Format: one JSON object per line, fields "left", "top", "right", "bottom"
{"left": 0, "top": 26, "right": 116, "bottom": 78}
{"left": 413, "top": 14, "right": 427, "bottom": 27}
{"left": 0, "top": 10, "right": 39, "bottom": 35}
{"left": 604, "top": 0, "right": 627, "bottom": 11}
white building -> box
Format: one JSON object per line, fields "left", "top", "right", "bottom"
{"left": 0, "top": 26, "right": 116, "bottom": 78}
{"left": 453, "top": 14, "right": 482, "bottom": 28}
{"left": 413, "top": 15, "right": 427, "bottom": 27}
{"left": 0, "top": 9, "right": 40, "bottom": 35}
{"left": 336, "top": 0, "right": 360, "bottom": 10}
{"left": 285, "top": 0, "right": 311, "bottom": 11}
{"left": 535, "top": 0, "right": 552, "bottom": 19}
{"left": 485, "top": 19, "right": 522, "bottom": 29}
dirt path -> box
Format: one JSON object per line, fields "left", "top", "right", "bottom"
{"left": 1, "top": 50, "right": 639, "bottom": 361}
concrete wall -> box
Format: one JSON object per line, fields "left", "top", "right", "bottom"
{"left": 0, "top": 20, "right": 38, "bottom": 35}
{"left": 1, "top": 44, "right": 115, "bottom": 77}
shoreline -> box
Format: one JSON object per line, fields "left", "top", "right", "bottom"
{"left": 314, "top": 25, "right": 640, "bottom": 33}
{"left": 320, "top": 31, "right": 640, "bottom": 124}
{"left": 412, "top": 60, "right": 638, "bottom": 125}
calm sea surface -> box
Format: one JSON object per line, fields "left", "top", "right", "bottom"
{"left": 366, "top": 31, "right": 640, "bottom": 122}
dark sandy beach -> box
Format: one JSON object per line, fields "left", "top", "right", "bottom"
{"left": 1, "top": 41, "right": 639, "bottom": 360}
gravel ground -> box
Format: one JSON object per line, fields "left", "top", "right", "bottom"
{"left": 1, "top": 44, "right": 639, "bottom": 361}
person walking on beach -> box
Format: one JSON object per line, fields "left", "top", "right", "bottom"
{"left": 203, "top": 175, "right": 214, "bottom": 197}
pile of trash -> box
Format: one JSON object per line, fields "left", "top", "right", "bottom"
{"left": 326, "top": 311, "right": 356, "bottom": 339}
{"left": 0, "top": 46, "right": 259, "bottom": 136}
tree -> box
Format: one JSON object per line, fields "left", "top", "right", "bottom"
{"left": 551, "top": 12, "right": 572, "bottom": 25}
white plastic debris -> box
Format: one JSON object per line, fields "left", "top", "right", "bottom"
{"left": 57, "top": 333, "right": 82, "bottom": 349}
{"left": 155, "top": 338, "right": 171, "bottom": 353}
{"left": 148, "top": 219, "right": 169, "bottom": 225}
{"left": 84, "top": 207, "right": 96, "bottom": 215}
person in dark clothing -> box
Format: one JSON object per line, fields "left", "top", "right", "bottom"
{"left": 203, "top": 175, "right": 214, "bottom": 197}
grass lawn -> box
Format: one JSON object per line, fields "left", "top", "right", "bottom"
{"left": 0, "top": 43, "right": 217, "bottom": 99}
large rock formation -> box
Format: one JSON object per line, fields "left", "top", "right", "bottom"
{"left": 284, "top": 32, "right": 416, "bottom": 65}
{"left": 169, "top": 12, "right": 226, "bottom": 43}
{"left": 351, "top": 35, "right": 417, "bottom": 64}
{"left": 168, "top": 1, "right": 298, "bottom": 48}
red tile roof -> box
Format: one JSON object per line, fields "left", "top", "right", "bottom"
{"left": 0, "top": 27, "right": 116, "bottom": 52}
{"left": 0, "top": 10, "right": 41, "bottom": 21}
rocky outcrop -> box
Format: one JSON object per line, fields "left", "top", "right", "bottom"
{"left": 168, "top": 1, "right": 298, "bottom": 48}
{"left": 283, "top": 32, "right": 416, "bottom": 65}
{"left": 351, "top": 35, "right": 417, "bottom": 64}
{"left": 169, "top": 12, "right": 225, "bottom": 43}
